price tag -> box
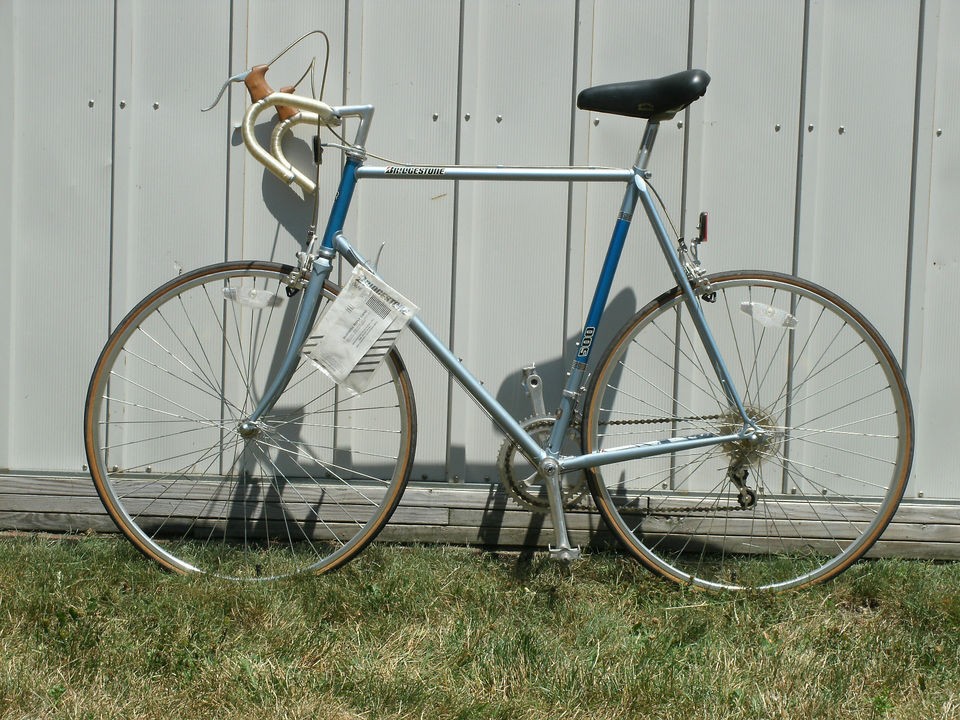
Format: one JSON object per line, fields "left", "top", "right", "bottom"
{"left": 303, "top": 265, "right": 417, "bottom": 392}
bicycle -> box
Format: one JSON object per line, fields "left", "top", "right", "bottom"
{"left": 83, "top": 34, "right": 914, "bottom": 591}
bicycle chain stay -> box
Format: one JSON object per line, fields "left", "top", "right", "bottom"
{"left": 597, "top": 413, "right": 759, "bottom": 517}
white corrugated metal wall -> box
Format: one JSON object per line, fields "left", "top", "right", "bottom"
{"left": 0, "top": 0, "right": 956, "bottom": 503}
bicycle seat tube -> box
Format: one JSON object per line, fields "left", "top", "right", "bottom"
{"left": 544, "top": 122, "right": 661, "bottom": 457}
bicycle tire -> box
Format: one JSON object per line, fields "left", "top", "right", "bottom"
{"left": 582, "top": 271, "right": 913, "bottom": 591}
{"left": 84, "top": 261, "right": 417, "bottom": 580}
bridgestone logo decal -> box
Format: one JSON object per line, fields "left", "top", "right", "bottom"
{"left": 385, "top": 166, "right": 446, "bottom": 176}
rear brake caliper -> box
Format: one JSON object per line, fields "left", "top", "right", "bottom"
{"left": 679, "top": 211, "right": 715, "bottom": 302}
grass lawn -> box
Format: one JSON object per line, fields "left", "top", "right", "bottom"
{"left": 1, "top": 534, "right": 959, "bottom": 719}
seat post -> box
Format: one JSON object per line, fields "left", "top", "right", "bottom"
{"left": 634, "top": 120, "right": 660, "bottom": 172}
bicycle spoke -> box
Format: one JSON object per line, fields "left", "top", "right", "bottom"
{"left": 86, "top": 264, "right": 415, "bottom": 579}
{"left": 585, "top": 273, "right": 911, "bottom": 591}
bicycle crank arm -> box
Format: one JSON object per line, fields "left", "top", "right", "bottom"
{"left": 541, "top": 457, "right": 582, "bottom": 562}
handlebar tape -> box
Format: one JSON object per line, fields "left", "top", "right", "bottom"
{"left": 244, "top": 65, "right": 299, "bottom": 121}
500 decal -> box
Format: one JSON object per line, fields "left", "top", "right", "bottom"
{"left": 577, "top": 327, "right": 596, "bottom": 358}
{"left": 384, "top": 166, "right": 446, "bottom": 176}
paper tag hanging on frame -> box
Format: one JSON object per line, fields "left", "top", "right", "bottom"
{"left": 303, "top": 265, "right": 418, "bottom": 392}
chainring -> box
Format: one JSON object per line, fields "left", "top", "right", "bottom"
{"left": 496, "top": 416, "right": 587, "bottom": 513}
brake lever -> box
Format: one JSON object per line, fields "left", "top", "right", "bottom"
{"left": 201, "top": 70, "right": 250, "bottom": 112}
{"left": 201, "top": 30, "right": 330, "bottom": 113}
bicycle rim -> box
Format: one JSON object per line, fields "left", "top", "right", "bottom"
{"left": 583, "top": 272, "right": 913, "bottom": 591}
{"left": 84, "top": 261, "right": 416, "bottom": 580}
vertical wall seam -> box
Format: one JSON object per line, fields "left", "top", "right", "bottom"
{"left": 783, "top": 0, "right": 813, "bottom": 494}
{"left": 337, "top": 0, "right": 351, "bottom": 288}
{"left": 223, "top": 0, "right": 235, "bottom": 263}
{"left": 791, "top": 0, "right": 812, "bottom": 278}
{"left": 679, "top": 0, "right": 696, "bottom": 237}
{"left": 563, "top": 0, "right": 581, "bottom": 363}
{"left": 107, "top": 0, "right": 119, "bottom": 334}
{"left": 444, "top": 0, "right": 467, "bottom": 480}
{"left": 342, "top": 0, "right": 350, "bottom": 107}
{"left": 902, "top": 0, "right": 927, "bottom": 374}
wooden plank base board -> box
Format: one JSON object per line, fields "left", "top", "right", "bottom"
{"left": 1, "top": 474, "right": 958, "bottom": 559}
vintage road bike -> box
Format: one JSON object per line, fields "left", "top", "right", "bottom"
{"left": 83, "top": 36, "right": 914, "bottom": 590}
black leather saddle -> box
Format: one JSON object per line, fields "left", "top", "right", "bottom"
{"left": 577, "top": 69, "right": 711, "bottom": 121}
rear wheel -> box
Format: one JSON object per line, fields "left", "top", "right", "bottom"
{"left": 582, "top": 272, "right": 913, "bottom": 591}
{"left": 84, "top": 261, "right": 417, "bottom": 579}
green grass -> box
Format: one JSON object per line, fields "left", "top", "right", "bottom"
{"left": 1, "top": 535, "right": 959, "bottom": 719}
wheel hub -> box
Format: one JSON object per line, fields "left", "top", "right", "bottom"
{"left": 237, "top": 419, "right": 262, "bottom": 439}
{"left": 718, "top": 405, "right": 782, "bottom": 467}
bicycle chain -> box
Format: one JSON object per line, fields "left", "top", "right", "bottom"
{"left": 638, "top": 500, "right": 751, "bottom": 517}
{"left": 598, "top": 414, "right": 723, "bottom": 427}
{"left": 596, "top": 413, "right": 753, "bottom": 517}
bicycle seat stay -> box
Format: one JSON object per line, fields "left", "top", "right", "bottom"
{"left": 577, "top": 68, "right": 710, "bottom": 120}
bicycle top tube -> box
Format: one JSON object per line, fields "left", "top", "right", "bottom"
{"left": 244, "top": 95, "right": 640, "bottom": 195}
{"left": 242, "top": 66, "right": 711, "bottom": 193}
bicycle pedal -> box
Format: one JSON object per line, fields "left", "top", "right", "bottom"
{"left": 548, "top": 545, "right": 582, "bottom": 563}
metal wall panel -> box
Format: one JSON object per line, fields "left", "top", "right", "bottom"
{"left": 913, "top": 0, "right": 960, "bottom": 500}
{"left": 689, "top": 0, "right": 805, "bottom": 275}
{"left": 572, "top": 0, "right": 690, "bottom": 361}
{"left": 2, "top": 1, "right": 956, "bottom": 505}
{"left": 110, "top": 1, "right": 233, "bottom": 317}
{"left": 795, "top": 0, "right": 920, "bottom": 352}
{"left": 7, "top": 1, "right": 114, "bottom": 473}
{"left": 237, "top": 2, "right": 347, "bottom": 265}
{"left": 0, "top": 0, "right": 12, "bottom": 469}
{"left": 345, "top": 0, "right": 461, "bottom": 479}
{"left": 449, "top": 0, "right": 578, "bottom": 481}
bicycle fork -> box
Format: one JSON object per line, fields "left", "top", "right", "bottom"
{"left": 243, "top": 152, "right": 364, "bottom": 428}
{"left": 242, "top": 250, "right": 334, "bottom": 430}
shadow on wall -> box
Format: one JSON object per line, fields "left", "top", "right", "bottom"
{"left": 234, "top": 122, "right": 317, "bottom": 259}
{"left": 474, "top": 288, "right": 640, "bottom": 550}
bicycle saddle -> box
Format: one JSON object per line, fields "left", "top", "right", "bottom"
{"left": 577, "top": 69, "right": 710, "bottom": 121}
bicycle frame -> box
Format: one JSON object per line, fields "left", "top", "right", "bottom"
{"left": 245, "top": 99, "right": 759, "bottom": 557}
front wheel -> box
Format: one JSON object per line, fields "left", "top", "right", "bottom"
{"left": 84, "top": 261, "right": 417, "bottom": 580}
{"left": 582, "top": 272, "right": 913, "bottom": 591}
